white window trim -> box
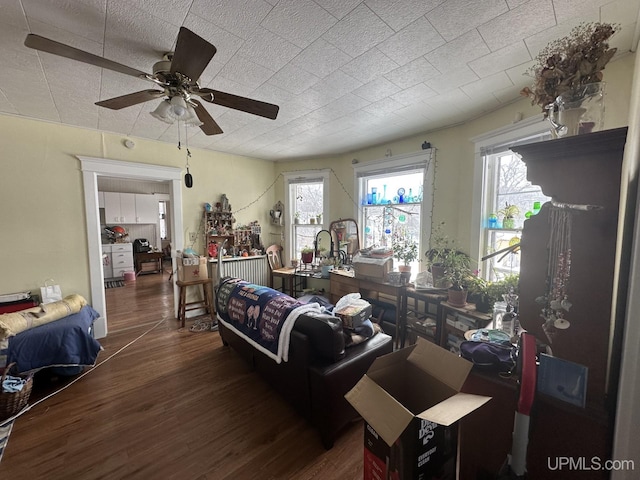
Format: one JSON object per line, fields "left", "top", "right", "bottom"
{"left": 283, "top": 169, "right": 330, "bottom": 264}
{"left": 470, "top": 114, "right": 549, "bottom": 267}
{"left": 353, "top": 149, "right": 435, "bottom": 254}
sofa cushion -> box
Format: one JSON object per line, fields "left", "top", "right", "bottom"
{"left": 293, "top": 312, "right": 345, "bottom": 363}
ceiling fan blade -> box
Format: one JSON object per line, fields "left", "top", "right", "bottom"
{"left": 96, "top": 90, "right": 165, "bottom": 110}
{"left": 192, "top": 100, "right": 223, "bottom": 135}
{"left": 198, "top": 88, "right": 279, "bottom": 120}
{"left": 170, "top": 27, "right": 216, "bottom": 82}
{"left": 24, "top": 34, "right": 148, "bottom": 78}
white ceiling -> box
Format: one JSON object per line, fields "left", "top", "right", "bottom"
{"left": 1, "top": 0, "right": 638, "bottom": 161}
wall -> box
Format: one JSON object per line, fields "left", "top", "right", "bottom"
{"left": 0, "top": 117, "right": 275, "bottom": 303}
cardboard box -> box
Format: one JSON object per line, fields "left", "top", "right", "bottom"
{"left": 346, "top": 339, "right": 491, "bottom": 480}
{"left": 335, "top": 303, "right": 372, "bottom": 330}
{"left": 354, "top": 257, "right": 393, "bottom": 282}
{"left": 177, "top": 256, "right": 208, "bottom": 281}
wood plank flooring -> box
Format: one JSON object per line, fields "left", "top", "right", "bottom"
{"left": 0, "top": 274, "right": 364, "bottom": 479}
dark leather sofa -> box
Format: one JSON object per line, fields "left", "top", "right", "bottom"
{"left": 218, "top": 309, "right": 393, "bottom": 449}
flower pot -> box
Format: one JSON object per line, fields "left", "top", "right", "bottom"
{"left": 398, "top": 265, "right": 411, "bottom": 284}
{"left": 447, "top": 288, "right": 468, "bottom": 307}
{"left": 474, "top": 297, "right": 493, "bottom": 313}
{"left": 502, "top": 217, "right": 516, "bottom": 229}
{"left": 301, "top": 252, "right": 313, "bottom": 264}
{"left": 430, "top": 264, "right": 450, "bottom": 289}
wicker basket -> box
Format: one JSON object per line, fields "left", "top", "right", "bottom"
{"left": 0, "top": 364, "right": 33, "bottom": 421}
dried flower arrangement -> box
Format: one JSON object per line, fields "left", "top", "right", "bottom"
{"left": 521, "top": 22, "right": 619, "bottom": 116}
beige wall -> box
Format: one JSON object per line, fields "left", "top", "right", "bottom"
{"left": 0, "top": 117, "right": 275, "bottom": 301}
{"left": 0, "top": 51, "right": 635, "bottom": 304}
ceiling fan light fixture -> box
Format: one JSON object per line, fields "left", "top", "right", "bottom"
{"left": 169, "top": 95, "right": 188, "bottom": 118}
{"left": 150, "top": 99, "right": 174, "bottom": 124}
{"left": 184, "top": 105, "right": 203, "bottom": 127}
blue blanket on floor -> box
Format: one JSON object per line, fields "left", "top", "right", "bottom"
{"left": 216, "top": 277, "right": 322, "bottom": 363}
{"left": 1, "top": 305, "right": 103, "bottom": 374}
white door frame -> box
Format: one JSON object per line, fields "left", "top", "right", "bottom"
{"left": 79, "top": 156, "right": 184, "bottom": 338}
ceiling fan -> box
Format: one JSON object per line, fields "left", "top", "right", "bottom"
{"left": 24, "top": 27, "right": 279, "bottom": 135}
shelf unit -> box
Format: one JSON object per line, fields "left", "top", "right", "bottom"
{"left": 205, "top": 209, "right": 234, "bottom": 258}
{"left": 439, "top": 302, "right": 493, "bottom": 354}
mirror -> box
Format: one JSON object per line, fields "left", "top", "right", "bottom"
{"left": 314, "top": 229, "right": 333, "bottom": 259}
{"left": 329, "top": 218, "right": 360, "bottom": 264}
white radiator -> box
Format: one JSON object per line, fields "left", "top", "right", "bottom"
{"left": 209, "top": 255, "right": 269, "bottom": 286}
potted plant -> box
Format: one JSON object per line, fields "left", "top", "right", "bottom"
{"left": 425, "top": 221, "right": 455, "bottom": 288}
{"left": 294, "top": 212, "right": 300, "bottom": 224}
{"left": 319, "top": 256, "right": 335, "bottom": 278}
{"left": 497, "top": 202, "right": 520, "bottom": 229}
{"left": 392, "top": 238, "right": 418, "bottom": 283}
{"left": 442, "top": 250, "right": 472, "bottom": 307}
{"left": 301, "top": 246, "right": 314, "bottom": 264}
{"left": 468, "top": 273, "right": 520, "bottom": 313}
{"left": 316, "top": 213, "right": 322, "bottom": 224}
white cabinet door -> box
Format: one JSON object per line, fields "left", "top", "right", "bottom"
{"left": 119, "top": 193, "right": 136, "bottom": 223}
{"left": 135, "top": 194, "right": 159, "bottom": 224}
{"left": 103, "top": 192, "right": 121, "bottom": 223}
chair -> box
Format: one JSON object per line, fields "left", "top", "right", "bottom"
{"left": 266, "top": 244, "right": 296, "bottom": 296}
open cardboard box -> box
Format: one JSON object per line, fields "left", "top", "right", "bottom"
{"left": 345, "top": 338, "right": 491, "bottom": 479}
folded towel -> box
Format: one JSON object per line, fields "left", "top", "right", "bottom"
{"left": 2, "top": 375, "right": 26, "bottom": 393}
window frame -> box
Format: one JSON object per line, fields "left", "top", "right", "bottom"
{"left": 283, "top": 170, "right": 330, "bottom": 265}
{"left": 353, "top": 150, "right": 435, "bottom": 270}
{"left": 470, "top": 114, "right": 550, "bottom": 278}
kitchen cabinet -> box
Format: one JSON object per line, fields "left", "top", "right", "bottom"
{"left": 134, "top": 194, "right": 159, "bottom": 224}
{"left": 103, "top": 243, "right": 134, "bottom": 278}
{"left": 102, "top": 192, "right": 158, "bottom": 224}
{"left": 104, "top": 192, "right": 136, "bottom": 223}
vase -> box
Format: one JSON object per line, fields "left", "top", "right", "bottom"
{"left": 398, "top": 265, "right": 411, "bottom": 284}
{"left": 550, "top": 82, "right": 605, "bottom": 137}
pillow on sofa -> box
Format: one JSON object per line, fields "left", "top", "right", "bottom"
{"left": 294, "top": 312, "right": 345, "bottom": 363}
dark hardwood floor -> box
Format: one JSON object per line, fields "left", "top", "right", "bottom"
{"left": 0, "top": 273, "right": 364, "bottom": 479}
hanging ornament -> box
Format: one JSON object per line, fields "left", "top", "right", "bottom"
{"left": 178, "top": 120, "right": 194, "bottom": 188}
{"left": 398, "top": 214, "right": 407, "bottom": 223}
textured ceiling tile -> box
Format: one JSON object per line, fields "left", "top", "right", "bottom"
{"left": 340, "top": 48, "right": 399, "bottom": 83}
{"left": 553, "top": 0, "right": 606, "bottom": 24}
{"left": 0, "top": 89, "right": 18, "bottom": 114}
{"left": 427, "top": 0, "right": 508, "bottom": 41}
{"left": 469, "top": 41, "right": 531, "bottom": 78}
{"left": 267, "top": 64, "right": 320, "bottom": 94}
{"left": 190, "top": 0, "right": 272, "bottom": 40}
{"left": 365, "top": 0, "right": 445, "bottom": 31}
{"left": 217, "top": 55, "right": 275, "bottom": 90}
{"left": 104, "top": 1, "right": 178, "bottom": 72}
{"left": 426, "top": 29, "right": 490, "bottom": 73}
{"left": 322, "top": 3, "right": 394, "bottom": 57}
{"left": 250, "top": 83, "right": 295, "bottom": 106}
{"left": 478, "top": 0, "right": 556, "bottom": 51}
{"left": 391, "top": 83, "right": 437, "bottom": 105}
{"left": 493, "top": 84, "right": 524, "bottom": 104}
{"left": 524, "top": 14, "right": 597, "bottom": 60}
{"left": 310, "top": 70, "right": 363, "bottom": 100}
{"left": 353, "top": 77, "right": 401, "bottom": 102}
{"left": 25, "top": 18, "right": 105, "bottom": 56}
{"left": 384, "top": 57, "right": 439, "bottom": 89}
{"left": 0, "top": 0, "right": 29, "bottom": 30}
{"left": 363, "top": 97, "right": 405, "bottom": 116}
{"left": 126, "top": 0, "right": 192, "bottom": 27}
{"left": 425, "top": 65, "right": 480, "bottom": 94}
{"left": 291, "top": 38, "right": 351, "bottom": 78}
{"left": 22, "top": 0, "right": 106, "bottom": 43}
{"left": 238, "top": 27, "right": 301, "bottom": 71}
{"left": 183, "top": 14, "right": 244, "bottom": 85}
{"left": 377, "top": 16, "right": 445, "bottom": 65}
{"left": 505, "top": 59, "right": 535, "bottom": 89}
{"left": 314, "top": 0, "right": 361, "bottom": 19}
{"left": 287, "top": 88, "right": 332, "bottom": 110}
{"left": 261, "top": 0, "right": 337, "bottom": 48}
{"left": 308, "top": 93, "right": 370, "bottom": 121}
{"left": 460, "top": 71, "right": 514, "bottom": 98}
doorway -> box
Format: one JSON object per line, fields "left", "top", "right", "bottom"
{"left": 80, "top": 156, "right": 184, "bottom": 339}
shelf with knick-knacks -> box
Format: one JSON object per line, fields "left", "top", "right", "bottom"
{"left": 204, "top": 194, "right": 235, "bottom": 258}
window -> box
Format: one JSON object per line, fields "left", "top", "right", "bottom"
{"left": 284, "top": 171, "right": 329, "bottom": 263}
{"left": 471, "top": 117, "right": 551, "bottom": 281}
{"left": 159, "top": 201, "right": 168, "bottom": 240}
{"left": 483, "top": 151, "right": 550, "bottom": 280}
{"left": 354, "top": 151, "right": 434, "bottom": 273}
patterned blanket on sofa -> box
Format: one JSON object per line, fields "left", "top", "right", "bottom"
{"left": 216, "top": 277, "right": 322, "bottom": 363}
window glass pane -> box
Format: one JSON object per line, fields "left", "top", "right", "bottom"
{"left": 483, "top": 151, "right": 550, "bottom": 281}
{"left": 289, "top": 180, "right": 324, "bottom": 262}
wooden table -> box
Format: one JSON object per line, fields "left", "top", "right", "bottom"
{"left": 134, "top": 251, "right": 164, "bottom": 275}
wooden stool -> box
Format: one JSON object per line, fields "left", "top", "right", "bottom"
{"left": 176, "top": 278, "right": 215, "bottom": 328}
